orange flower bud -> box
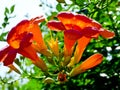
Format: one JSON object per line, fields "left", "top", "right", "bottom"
{"left": 70, "top": 53, "right": 103, "bottom": 77}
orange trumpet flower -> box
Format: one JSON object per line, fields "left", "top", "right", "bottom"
{"left": 7, "top": 16, "right": 51, "bottom": 57}
{"left": 47, "top": 12, "right": 115, "bottom": 65}
{"left": 0, "top": 16, "right": 49, "bottom": 72}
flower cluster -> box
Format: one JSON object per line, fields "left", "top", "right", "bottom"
{"left": 0, "top": 12, "right": 115, "bottom": 83}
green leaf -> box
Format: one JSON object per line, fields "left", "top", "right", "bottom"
{"left": 4, "top": 7, "right": 9, "bottom": 15}
{"left": 2, "top": 23, "right": 7, "bottom": 28}
{"left": 76, "top": 0, "right": 84, "bottom": 5}
{"left": 51, "top": 11, "right": 57, "bottom": 16}
{"left": 2, "top": 22, "right": 9, "bottom": 28}
{"left": 4, "top": 16, "right": 8, "bottom": 22}
{"left": 56, "top": 3, "right": 62, "bottom": 11}
{"left": 10, "top": 5, "right": 15, "bottom": 13}
{"left": 0, "top": 32, "right": 8, "bottom": 41}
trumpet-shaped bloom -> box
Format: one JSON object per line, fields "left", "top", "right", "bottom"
{"left": 0, "top": 17, "right": 49, "bottom": 72}
{"left": 47, "top": 12, "right": 115, "bottom": 65}
{"left": 70, "top": 53, "right": 103, "bottom": 77}
{"left": 0, "top": 33, "right": 47, "bottom": 71}
{"left": 7, "top": 16, "right": 50, "bottom": 56}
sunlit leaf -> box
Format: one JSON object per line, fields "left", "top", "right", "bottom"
{"left": 10, "top": 5, "right": 15, "bottom": 13}
{"left": 56, "top": 3, "right": 62, "bottom": 11}
{"left": 4, "top": 7, "right": 9, "bottom": 15}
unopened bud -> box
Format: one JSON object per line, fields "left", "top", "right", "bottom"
{"left": 44, "top": 77, "right": 54, "bottom": 84}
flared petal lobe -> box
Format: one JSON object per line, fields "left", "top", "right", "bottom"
{"left": 70, "top": 53, "right": 103, "bottom": 77}
{"left": 0, "top": 46, "right": 21, "bottom": 74}
{"left": 0, "top": 46, "right": 17, "bottom": 66}
{"left": 64, "top": 30, "right": 83, "bottom": 40}
{"left": 99, "top": 29, "right": 115, "bottom": 39}
{"left": 82, "top": 27, "right": 99, "bottom": 38}
{"left": 7, "top": 20, "right": 29, "bottom": 49}
{"left": 0, "top": 46, "right": 11, "bottom": 62}
{"left": 57, "top": 12, "right": 74, "bottom": 30}
{"left": 3, "top": 49, "right": 17, "bottom": 66}
{"left": 75, "top": 14, "right": 102, "bottom": 29}
{"left": 47, "top": 21, "right": 66, "bottom": 31}
{"left": 57, "top": 12, "right": 102, "bottom": 31}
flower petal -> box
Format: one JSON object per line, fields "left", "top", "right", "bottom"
{"left": 82, "top": 27, "right": 99, "bottom": 38}
{"left": 3, "top": 48, "right": 17, "bottom": 66}
{"left": 90, "top": 21, "right": 102, "bottom": 29}
{"left": 64, "top": 29, "right": 83, "bottom": 53}
{"left": 99, "top": 29, "right": 115, "bottom": 39}
{"left": 0, "top": 46, "right": 17, "bottom": 66}
{"left": 75, "top": 14, "right": 92, "bottom": 24}
{"left": 18, "top": 45, "right": 39, "bottom": 61}
{"left": 0, "top": 46, "right": 10, "bottom": 62}
{"left": 47, "top": 21, "right": 66, "bottom": 31}
{"left": 64, "top": 35, "right": 76, "bottom": 55}
{"left": 57, "top": 12, "right": 102, "bottom": 31}
{"left": 64, "top": 29, "right": 83, "bottom": 40}
{"left": 7, "top": 20, "right": 29, "bottom": 48}
{"left": 57, "top": 12, "right": 74, "bottom": 30}
{"left": 63, "top": 35, "right": 76, "bottom": 65}
{"left": 70, "top": 53, "right": 103, "bottom": 77}
{"left": 73, "top": 14, "right": 92, "bottom": 29}
{"left": 75, "top": 14, "right": 102, "bottom": 29}
{"left": 20, "top": 32, "right": 33, "bottom": 48}
{"left": 74, "top": 36, "right": 91, "bottom": 64}
{"left": 18, "top": 45, "right": 47, "bottom": 71}
{"left": 29, "top": 17, "right": 49, "bottom": 56}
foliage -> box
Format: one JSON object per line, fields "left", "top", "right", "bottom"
{"left": 0, "top": 5, "right": 15, "bottom": 41}
{"left": 0, "top": 0, "right": 120, "bottom": 90}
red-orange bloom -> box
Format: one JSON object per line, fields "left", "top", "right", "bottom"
{"left": 7, "top": 16, "right": 50, "bottom": 56}
{"left": 0, "top": 16, "right": 48, "bottom": 71}
{"left": 47, "top": 12, "right": 115, "bottom": 65}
